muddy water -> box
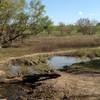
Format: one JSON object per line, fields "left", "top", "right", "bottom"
{"left": 48, "top": 56, "right": 91, "bottom": 69}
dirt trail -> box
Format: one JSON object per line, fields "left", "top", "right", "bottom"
{"left": 1, "top": 47, "right": 100, "bottom": 64}
{"left": 0, "top": 49, "right": 77, "bottom": 64}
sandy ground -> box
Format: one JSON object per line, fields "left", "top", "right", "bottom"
{"left": 0, "top": 72, "right": 100, "bottom": 100}
{"left": 36, "top": 72, "right": 100, "bottom": 100}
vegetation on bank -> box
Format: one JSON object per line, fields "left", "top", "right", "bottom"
{"left": 0, "top": 46, "right": 100, "bottom": 78}
{"left": 0, "top": 35, "right": 100, "bottom": 61}
{"left": 0, "top": 54, "right": 53, "bottom": 79}
{"left": 67, "top": 59, "right": 100, "bottom": 74}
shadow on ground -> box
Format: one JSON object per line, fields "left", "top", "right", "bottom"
{"left": 59, "top": 59, "right": 100, "bottom": 76}
{"left": 0, "top": 73, "right": 61, "bottom": 100}
{"left": 22, "top": 73, "right": 61, "bottom": 84}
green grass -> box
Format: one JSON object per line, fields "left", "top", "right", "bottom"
{"left": 0, "top": 48, "right": 34, "bottom": 61}
{"left": 68, "top": 59, "right": 100, "bottom": 73}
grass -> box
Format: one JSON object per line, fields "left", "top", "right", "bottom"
{"left": 23, "top": 35, "right": 100, "bottom": 51}
{"left": 0, "top": 35, "right": 100, "bottom": 61}
{"left": 0, "top": 35, "right": 100, "bottom": 78}
{"left": 66, "top": 59, "right": 100, "bottom": 74}
{"left": 0, "top": 47, "right": 100, "bottom": 78}
{"left": 0, "top": 54, "right": 53, "bottom": 78}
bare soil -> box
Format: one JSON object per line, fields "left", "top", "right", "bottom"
{"left": 0, "top": 72, "right": 100, "bottom": 100}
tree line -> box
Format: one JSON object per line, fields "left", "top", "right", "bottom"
{"left": 0, "top": 0, "right": 100, "bottom": 47}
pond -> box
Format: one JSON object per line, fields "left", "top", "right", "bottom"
{"left": 0, "top": 56, "right": 100, "bottom": 99}
{"left": 47, "top": 56, "right": 91, "bottom": 69}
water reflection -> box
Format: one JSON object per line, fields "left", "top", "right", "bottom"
{"left": 48, "top": 56, "right": 91, "bottom": 69}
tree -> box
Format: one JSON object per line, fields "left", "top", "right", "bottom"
{"left": 58, "top": 22, "right": 66, "bottom": 35}
{"left": 0, "top": 0, "right": 27, "bottom": 47}
{"left": 29, "top": 0, "right": 46, "bottom": 35}
{"left": 95, "top": 22, "right": 100, "bottom": 34}
{"left": 41, "top": 16, "right": 54, "bottom": 35}
{"left": 76, "top": 18, "right": 96, "bottom": 35}
{"left": 0, "top": 0, "right": 48, "bottom": 47}
{"left": 96, "top": 23, "right": 100, "bottom": 26}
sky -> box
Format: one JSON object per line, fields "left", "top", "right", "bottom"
{"left": 42, "top": 0, "right": 100, "bottom": 25}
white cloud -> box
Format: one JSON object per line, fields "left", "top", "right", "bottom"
{"left": 78, "top": 11, "right": 83, "bottom": 15}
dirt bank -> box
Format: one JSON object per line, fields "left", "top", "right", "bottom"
{"left": 0, "top": 48, "right": 100, "bottom": 99}
{"left": 0, "top": 72, "right": 100, "bottom": 100}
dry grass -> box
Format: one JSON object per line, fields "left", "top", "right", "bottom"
{"left": 0, "top": 35, "right": 100, "bottom": 61}
{"left": 22, "top": 35, "right": 100, "bottom": 51}
{"left": 0, "top": 54, "right": 53, "bottom": 78}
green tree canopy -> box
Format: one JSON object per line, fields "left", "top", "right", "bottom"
{"left": 0, "top": 0, "right": 50, "bottom": 47}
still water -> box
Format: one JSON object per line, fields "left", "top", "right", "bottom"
{"left": 48, "top": 56, "right": 90, "bottom": 69}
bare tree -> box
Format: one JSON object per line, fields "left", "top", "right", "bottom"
{"left": 76, "top": 18, "right": 96, "bottom": 35}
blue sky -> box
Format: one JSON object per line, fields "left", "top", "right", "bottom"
{"left": 42, "top": 0, "right": 100, "bottom": 24}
